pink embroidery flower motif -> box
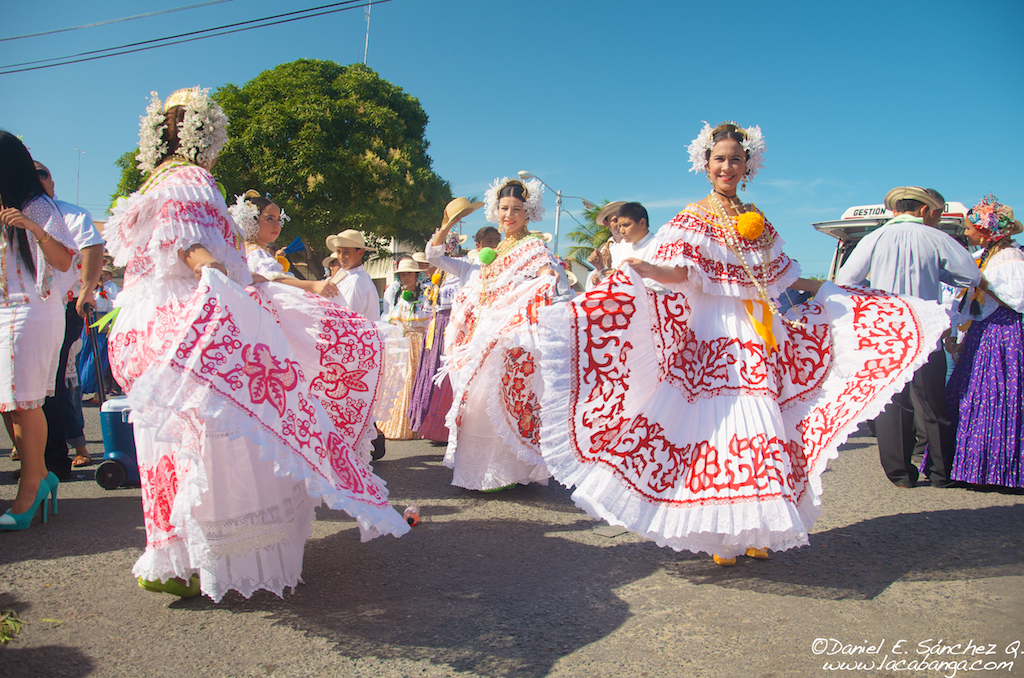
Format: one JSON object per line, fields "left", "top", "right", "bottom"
{"left": 241, "top": 343, "right": 299, "bottom": 416}
{"left": 313, "top": 362, "right": 370, "bottom": 400}
{"left": 143, "top": 455, "right": 178, "bottom": 534}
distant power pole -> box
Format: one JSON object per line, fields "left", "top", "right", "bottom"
{"left": 363, "top": 0, "right": 371, "bottom": 64}
{"left": 74, "top": 148, "right": 85, "bottom": 204}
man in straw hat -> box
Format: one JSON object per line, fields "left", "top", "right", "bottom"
{"left": 586, "top": 200, "right": 626, "bottom": 290}
{"left": 326, "top": 229, "right": 380, "bottom": 322}
{"left": 836, "top": 186, "right": 980, "bottom": 489}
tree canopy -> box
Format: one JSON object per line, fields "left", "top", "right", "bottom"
{"left": 112, "top": 60, "right": 451, "bottom": 250}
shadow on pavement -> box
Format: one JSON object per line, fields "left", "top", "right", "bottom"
{"left": 0, "top": 496, "right": 144, "bottom": 567}
{"left": 187, "top": 515, "right": 672, "bottom": 678}
{"left": 0, "top": 645, "right": 96, "bottom": 678}
{"left": 666, "top": 505, "right": 1024, "bottom": 600}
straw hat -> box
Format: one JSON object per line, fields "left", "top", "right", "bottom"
{"left": 321, "top": 252, "right": 339, "bottom": 268}
{"left": 101, "top": 264, "right": 115, "bottom": 274}
{"left": 441, "top": 197, "right": 485, "bottom": 229}
{"left": 529, "top": 230, "right": 553, "bottom": 243}
{"left": 325, "top": 229, "right": 376, "bottom": 251}
{"left": 884, "top": 187, "right": 943, "bottom": 213}
{"left": 595, "top": 201, "right": 627, "bottom": 227}
{"left": 395, "top": 258, "right": 423, "bottom": 274}
{"left": 411, "top": 252, "right": 431, "bottom": 269}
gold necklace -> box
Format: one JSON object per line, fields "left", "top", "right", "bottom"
{"left": 706, "top": 193, "right": 796, "bottom": 328}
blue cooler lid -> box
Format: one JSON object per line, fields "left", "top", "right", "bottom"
{"left": 100, "top": 396, "right": 132, "bottom": 414}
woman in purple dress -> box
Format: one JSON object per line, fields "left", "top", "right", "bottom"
{"left": 946, "top": 196, "right": 1024, "bottom": 488}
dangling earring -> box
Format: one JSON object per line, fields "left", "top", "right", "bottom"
{"left": 706, "top": 172, "right": 713, "bottom": 184}
{"left": 741, "top": 175, "right": 748, "bottom": 192}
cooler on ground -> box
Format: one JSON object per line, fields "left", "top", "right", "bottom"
{"left": 96, "top": 396, "right": 140, "bottom": 490}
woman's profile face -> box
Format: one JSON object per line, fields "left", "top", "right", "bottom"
{"left": 498, "top": 196, "right": 528, "bottom": 237}
{"left": 964, "top": 222, "right": 985, "bottom": 247}
{"left": 707, "top": 138, "right": 747, "bottom": 196}
{"left": 256, "top": 203, "right": 282, "bottom": 245}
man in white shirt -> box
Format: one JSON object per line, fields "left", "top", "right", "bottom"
{"left": 327, "top": 229, "right": 381, "bottom": 321}
{"left": 836, "top": 186, "right": 980, "bottom": 489}
{"left": 35, "top": 162, "right": 105, "bottom": 476}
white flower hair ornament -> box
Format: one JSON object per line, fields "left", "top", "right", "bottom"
{"left": 686, "top": 121, "right": 766, "bottom": 182}
{"left": 484, "top": 176, "right": 545, "bottom": 224}
{"left": 228, "top": 194, "right": 261, "bottom": 240}
{"left": 135, "top": 87, "right": 229, "bottom": 174}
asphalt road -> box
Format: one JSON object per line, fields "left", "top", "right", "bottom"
{"left": 1, "top": 402, "right": 1023, "bottom": 678}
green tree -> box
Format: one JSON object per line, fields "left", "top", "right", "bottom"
{"left": 110, "top": 150, "right": 145, "bottom": 209}
{"left": 564, "top": 200, "right": 614, "bottom": 265}
{"left": 112, "top": 60, "right": 451, "bottom": 250}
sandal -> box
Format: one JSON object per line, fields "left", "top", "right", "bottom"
{"left": 9, "top": 448, "right": 18, "bottom": 462}
{"left": 72, "top": 454, "right": 93, "bottom": 468}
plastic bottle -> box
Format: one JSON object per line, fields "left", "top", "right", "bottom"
{"left": 403, "top": 504, "right": 420, "bottom": 527}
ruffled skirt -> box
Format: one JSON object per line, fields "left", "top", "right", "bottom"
{"left": 538, "top": 269, "right": 949, "bottom": 557}
{"left": 443, "top": 336, "right": 550, "bottom": 490}
{"left": 947, "top": 306, "right": 1024, "bottom": 487}
{"left": 112, "top": 270, "right": 409, "bottom": 602}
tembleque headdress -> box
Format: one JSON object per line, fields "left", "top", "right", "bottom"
{"left": 228, "top": 192, "right": 291, "bottom": 241}
{"left": 484, "top": 176, "right": 545, "bottom": 224}
{"left": 136, "top": 87, "right": 229, "bottom": 174}
{"left": 968, "top": 195, "right": 1022, "bottom": 241}
{"left": 687, "top": 120, "right": 766, "bottom": 182}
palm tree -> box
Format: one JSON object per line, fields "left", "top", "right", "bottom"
{"left": 564, "top": 200, "right": 613, "bottom": 265}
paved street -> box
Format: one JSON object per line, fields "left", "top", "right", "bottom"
{"left": 1, "top": 402, "right": 1022, "bottom": 678}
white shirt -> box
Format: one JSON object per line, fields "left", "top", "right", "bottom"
{"left": 835, "top": 215, "right": 979, "bottom": 301}
{"left": 54, "top": 197, "right": 104, "bottom": 300}
{"left": 336, "top": 265, "right": 380, "bottom": 321}
{"left": 610, "top": 231, "right": 665, "bottom": 292}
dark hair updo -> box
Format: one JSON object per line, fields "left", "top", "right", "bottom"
{"left": 0, "top": 130, "right": 44, "bottom": 278}
{"left": 497, "top": 180, "right": 529, "bottom": 203}
{"left": 243, "top": 189, "right": 274, "bottom": 214}
{"left": 704, "top": 123, "right": 750, "bottom": 165}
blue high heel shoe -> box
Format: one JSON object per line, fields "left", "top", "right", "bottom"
{"left": 0, "top": 476, "right": 54, "bottom": 530}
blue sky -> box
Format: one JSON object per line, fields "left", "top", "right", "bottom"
{"left": 3, "top": 0, "right": 1022, "bottom": 276}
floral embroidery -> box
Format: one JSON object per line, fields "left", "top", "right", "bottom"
{"left": 241, "top": 343, "right": 300, "bottom": 416}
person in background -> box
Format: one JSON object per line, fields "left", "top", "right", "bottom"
{"left": 836, "top": 186, "right": 979, "bottom": 488}
{"left": 326, "top": 229, "right": 381, "bottom": 321}
{"left": 33, "top": 161, "right": 104, "bottom": 479}
{"left": 944, "top": 196, "right": 1024, "bottom": 488}
{"left": 0, "top": 131, "right": 75, "bottom": 530}
{"left": 586, "top": 200, "right": 626, "bottom": 290}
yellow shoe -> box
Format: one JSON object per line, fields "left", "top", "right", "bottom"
{"left": 712, "top": 554, "right": 736, "bottom": 566}
{"left": 745, "top": 547, "right": 770, "bottom": 559}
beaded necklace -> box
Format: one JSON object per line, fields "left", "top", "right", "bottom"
{"left": 705, "top": 193, "right": 795, "bottom": 328}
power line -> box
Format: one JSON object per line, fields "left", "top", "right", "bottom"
{"left": 0, "top": 0, "right": 237, "bottom": 42}
{"left": 0, "top": 0, "right": 392, "bottom": 76}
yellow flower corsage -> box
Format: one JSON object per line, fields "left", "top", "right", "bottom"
{"left": 735, "top": 211, "right": 765, "bottom": 240}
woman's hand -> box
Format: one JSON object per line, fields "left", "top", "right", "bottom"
{"left": 311, "top": 280, "right": 339, "bottom": 298}
{"left": 622, "top": 258, "right": 688, "bottom": 284}
{"left": 274, "top": 248, "right": 287, "bottom": 258}
{"left": 1, "top": 208, "right": 73, "bottom": 271}
{"left": 791, "top": 277, "right": 823, "bottom": 295}
{"left": 537, "top": 265, "right": 557, "bottom": 278}
{"left": 180, "top": 244, "right": 227, "bottom": 280}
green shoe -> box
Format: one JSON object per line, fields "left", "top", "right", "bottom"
{"left": 481, "top": 483, "right": 516, "bottom": 493}
{"left": 138, "top": 574, "right": 201, "bottom": 598}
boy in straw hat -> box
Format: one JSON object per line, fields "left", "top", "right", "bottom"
{"left": 326, "top": 229, "right": 380, "bottom": 322}
{"left": 586, "top": 200, "right": 626, "bottom": 290}
{"left": 836, "top": 185, "right": 980, "bottom": 489}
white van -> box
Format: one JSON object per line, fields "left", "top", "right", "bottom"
{"left": 813, "top": 202, "right": 971, "bottom": 281}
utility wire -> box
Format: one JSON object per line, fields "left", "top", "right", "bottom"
{"left": 0, "top": 0, "right": 392, "bottom": 75}
{"left": 0, "top": 0, "right": 237, "bottom": 42}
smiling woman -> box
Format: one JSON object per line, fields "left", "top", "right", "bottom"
{"left": 536, "top": 120, "right": 954, "bottom": 566}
